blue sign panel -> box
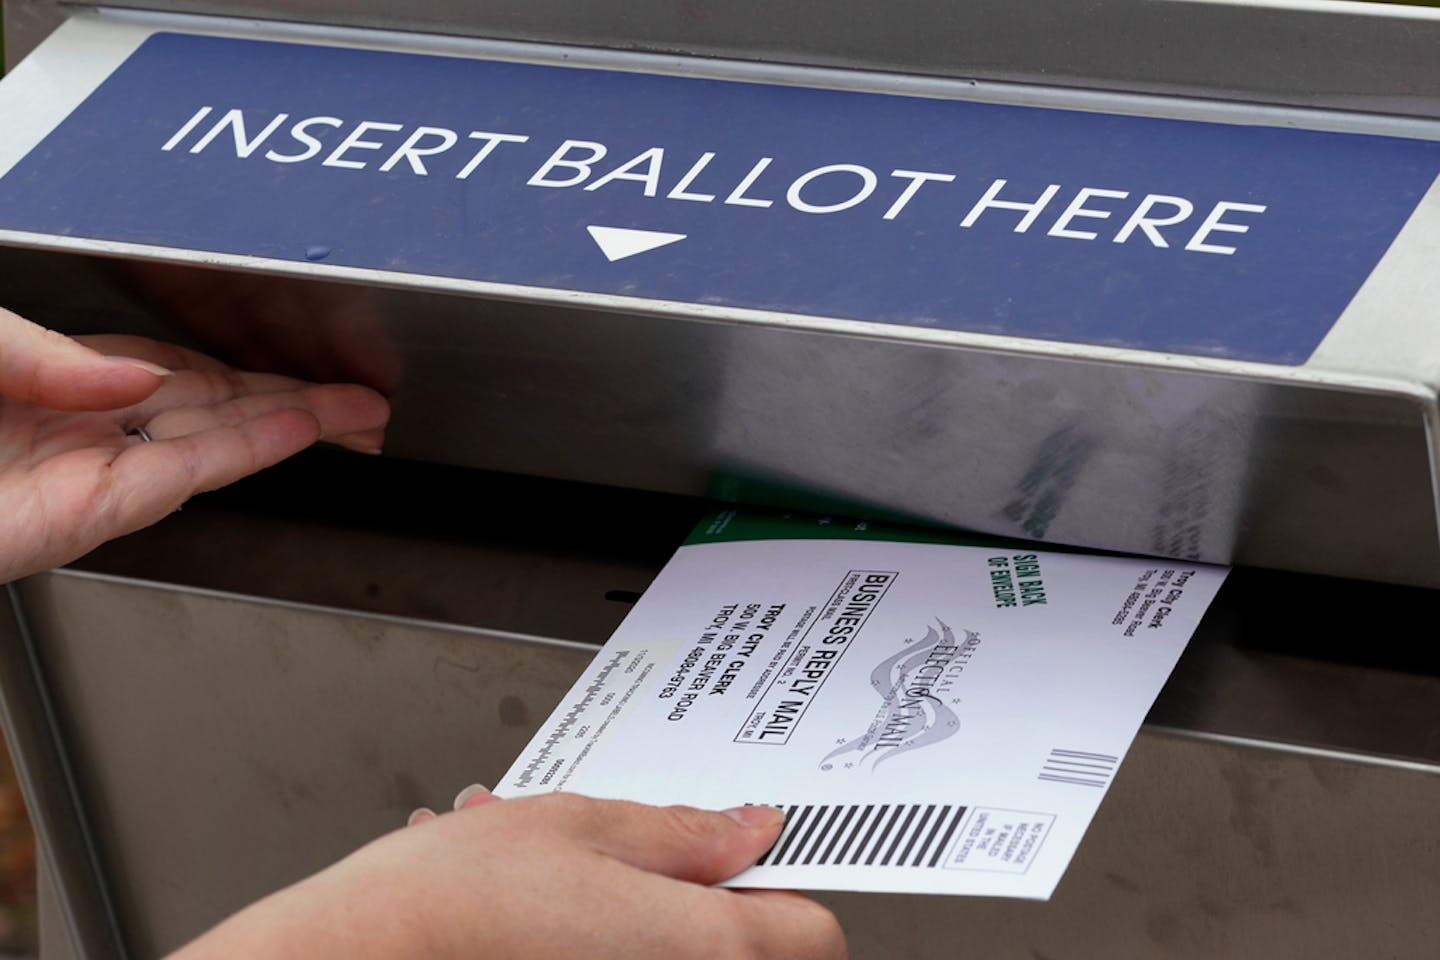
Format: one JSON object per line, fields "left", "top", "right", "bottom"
{"left": 2, "top": 32, "right": 1439, "bottom": 364}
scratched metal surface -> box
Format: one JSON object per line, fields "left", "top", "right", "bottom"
{"left": 1, "top": 15, "right": 1438, "bottom": 588}
{"left": 2, "top": 4, "right": 1438, "bottom": 957}
{"left": 8, "top": 0, "right": 1440, "bottom": 117}
{"left": 4, "top": 457, "right": 1434, "bottom": 955}
{"left": 27, "top": 584, "right": 1440, "bottom": 958}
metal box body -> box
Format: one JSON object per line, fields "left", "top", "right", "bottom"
{"left": 6, "top": 464, "right": 1440, "bottom": 960}
{"left": 1, "top": 10, "right": 1439, "bottom": 586}
{"left": 1, "top": 5, "right": 1440, "bottom": 960}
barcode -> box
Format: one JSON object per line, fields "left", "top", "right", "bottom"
{"left": 1038, "top": 748, "right": 1119, "bottom": 787}
{"left": 755, "top": 803, "right": 968, "bottom": 868}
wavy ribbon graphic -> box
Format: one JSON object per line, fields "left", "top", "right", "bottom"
{"left": 821, "top": 620, "right": 975, "bottom": 771}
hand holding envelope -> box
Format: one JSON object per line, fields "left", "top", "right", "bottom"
{"left": 174, "top": 793, "right": 846, "bottom": 960}
{"left": 499, "top": 509, "right": 1228, "bottom": 899}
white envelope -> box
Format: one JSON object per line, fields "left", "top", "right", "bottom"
{"left": 497, "top": 509, "right": 1227, "bottom": 899}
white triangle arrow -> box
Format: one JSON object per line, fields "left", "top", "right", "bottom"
{"left": 586, "top": 225, "right": 687, "bottom": 262}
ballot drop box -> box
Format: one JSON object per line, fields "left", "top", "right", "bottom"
{"left": 1, "top": 1, "right": 1438, "bottom": 957}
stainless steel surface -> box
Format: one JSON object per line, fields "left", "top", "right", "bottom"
{"left": 18, "top": 573, "right": 599, "bottom": 957}
{"left": 2, "top": 11, "right": 1439, "bottom": 588}
{"left": 0, "top": 3, "right": 1435, "bottom": 958}
{"left": 37, "top": 854, "right": 83, "bottom": 960}
{"left": 13, "top": 534, "right": 1440, "bottom": 957}
{"left": 5, "top": 245, "right": 1436, "bottom": 587}
{"left": 8, "top": 1, "right": 1440, "bottom": 117}
{"left": 0, "top": 587, "right": 127, "bottom": 959}
{"left": 67, "top": 453, "right": 1440, "bottom": 768}
{"left": 820, "top": 732, "right": 1440, "bottom": 959}
{"left": 2, "top": 14, "right": 1440, "bottom": 588}
{"left": 0, "top": 455, "right": 1433, "bottom": 956}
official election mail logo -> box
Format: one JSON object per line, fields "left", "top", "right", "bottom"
{"left": 822, "top": 621, "right": 980, "bottom": 771}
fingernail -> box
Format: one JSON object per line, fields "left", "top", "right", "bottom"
{"left": 722, "top": 805, "right": 785, "bottom": 829}
{"left": 116, "top": 358, "right": 173, "bottom": 377}
{"left": 330, "top": 435, "right": 384, "bottom": 456}
{"left": 453, "top": 783, "right": 492, "bottom": 811}
{"left": 407, "top": 807, "right": 436, "bottom": 827}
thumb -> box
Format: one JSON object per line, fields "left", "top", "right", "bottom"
{"left": 555, "top": 796, "right": 785, "bottom": 885}
{"left": 0, "top": 307, "right": 169, "bottom": 411}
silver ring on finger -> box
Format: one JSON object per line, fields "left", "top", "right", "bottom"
{"left": 129, "top": 425, "right": 153, "bottom": 443}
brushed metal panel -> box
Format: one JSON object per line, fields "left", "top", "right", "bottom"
{"left": 3, "top": 246, "right": 1435, "bottom": 586}
{"left": 0, "top": 15, "right": 1436, "bottom": 587}
{"left": 16, "top": 570, "right": 1440, "bottom": 958}
{"left": 8, "top": 1, "right": 1440, "bottom": 117}
{"left": 819, "top": 733, "right": 1440, "bottom": 959}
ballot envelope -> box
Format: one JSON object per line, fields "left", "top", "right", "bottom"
{"left": 0, "top": 1, "right": 1437, "bottom": 957}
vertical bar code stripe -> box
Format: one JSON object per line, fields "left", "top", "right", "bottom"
{"left": 850, "top": 804, "right": 892, "bottom": 865}
{"left": 832, "top": 804, "right": 876, "bottom": 865}
{"left": 794, "top": 805, "right": 846, "bottom": 866}
{"left": 910, "top": 804, "right": 951, "bottom": 867}
{"left": 785, "top": 804, "right": 835, "bottom": 866}
{"left": 1040, "top": 748, "right": 1117, "bottom": 786}
{"left": 1039, "top": 774, "right": 1104, "bottom": 787}
{"left": 1041, "top": 769, "right": 1107, "bottom": 780}
{"left": 864, "top": 806, "right": 907, "bottom": 865}
{"left": 750, "top": 804, "right": 971, "bottom": 869}
{"left": 1051, "top": 749, "right": 1118, "bottom": 761}
{"left": 771, "top": 805, "right": 817, "bottom": 869}
{"left": 760, "top": 806, "right": 804, "bottom": 866}
{"left": 896, "top": 804, "right": 937, "bottom": 866}
{"left": 816, "top": 803, "right": 863, "bottom": 865}
{"left": 927, "top": 805, "right": 969, "bottom": 867}
{"left": 879, "top": 804, "right": 923, "bottom": 865}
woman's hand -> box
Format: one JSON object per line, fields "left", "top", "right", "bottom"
{"left": 0, "top": 306, "right": 390, "bottom": 582}
{"left": 175, "top": 793, "right": 847, "bottom": 960}
{"left": 1, "top": 307, "right": 845, "bottom": 959}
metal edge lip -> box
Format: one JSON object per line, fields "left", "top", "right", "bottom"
{"left": 1146, "top": 723, "right": 1440, "bottom": 776}
{"left": 1306, "top": 169, "right": 1440, "bottom": 386}
{"left": 0, "top": 581, "right": 131, "bottom": 959}
{"left": 1161, "top": 0, "right": 1440, "bottom": 22}
{"left": 4, "top": 227, "right": 1438, "bottom": 404}
{"left": 1423, "top": 399, "right": 1440, "bottom": 551}
{"left": 43, "top": 569, "right": 1440, "bottom": 774}
{"left": 35, "top": 566, "right": 606, "bottom": 656}
{"left": 88, "top": 6, "right": 1440, "bottom": 138}
{"left": 9, "top": 12, "right": 1439, "bottom": 402}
